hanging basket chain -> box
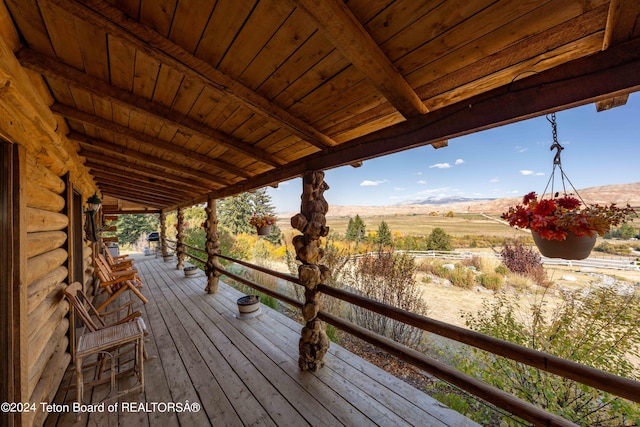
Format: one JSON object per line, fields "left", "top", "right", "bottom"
{"left": 541, "top": 113, "right": 586, "bottom": 205}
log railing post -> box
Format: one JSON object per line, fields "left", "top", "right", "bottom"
{"left": 160, "top": 212, "right": 168, "bottom": 257}
{"left": 204, "top": 198, "right": 222, "bottom": 294}
{"left": 176, "top": 207, "right": 185, "bottom": 270}
{"left": 291, "top": 171, "right": 331, "bottom": 371}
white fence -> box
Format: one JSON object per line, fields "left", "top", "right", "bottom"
{"left": 356, "top": 250, "right": 640, "bottom": 271}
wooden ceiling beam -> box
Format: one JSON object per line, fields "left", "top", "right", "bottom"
{"left": 18, "top": 49, "right": 284, "bottom": 168}
{"left": 99, "top": 188, "right": 170, "bottom": 209}
{"left": 47, "top": 0, "right": 336, "bottom": 150}
{"left": 603, "top": 0, "right": 640, "bottom": 49}
{"left": 73, "top": 133, "right": 229, "bottom": 187}
{"left": 89, "top": 170, "right": 200, "bottom": 199}
{"left": 55, "top": 107, "right": 249, "bottom": 181}
{"left": 166, "top": 36, "right": 640, "bottom": 210}
{"left": 94, "top": 176, "right": 183, "bottom": 201}
{"left": 83, "top": 159, "right": 211, "bottom": 192}
{"left": 294, "top": 0, "right": 428, "bottom": 118}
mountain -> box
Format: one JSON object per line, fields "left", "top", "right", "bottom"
{"left": 304, "top": 182, "right": 640, "bottom": 218}
{"left": 402, "top": 196, "right": 496, "bottom": 205}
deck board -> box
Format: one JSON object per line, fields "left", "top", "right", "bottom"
{"left": 47, "top": 254, "right": 479, "bottom": 427}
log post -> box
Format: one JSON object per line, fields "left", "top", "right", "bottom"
{"left": 176, "top": 207, "right": 185, "bottom": 270}
{"left": 160, "top": 212, "right": 167, "bottom": 257}
{"left": 204, "top": 198, "right": 222, "bottom": 294}
{"left": 291, "top": 171, "right": 331, "bottom": 371}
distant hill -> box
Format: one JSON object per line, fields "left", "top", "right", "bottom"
{"left": 307, "top": 182, "right": 640, "bottom": 218}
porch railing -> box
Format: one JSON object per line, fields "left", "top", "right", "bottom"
{"left": 164, "top": 240, "right": 640, "bottom": 426}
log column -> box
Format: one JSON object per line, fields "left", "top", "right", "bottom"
{"left": 291, "top": 171, "right": 331, "bottom": 371}
{"left": 204, "top": 198, "right": 222, "bottom": 294}
{"left": 176, "top": 207, "right": 185, "bottom": 270}
{"left": 160, "top": 212, "right": 168, "bottom": 257}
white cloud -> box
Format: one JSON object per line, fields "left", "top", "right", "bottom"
{"left": 360, "top": 179, "right": 388, "bottom": 186}
{"left": 393, "top": 187, "right": 405, "bottom": 191}
{"left": 520, "top": 170, "right": 534, "bottom": 175}
{"left": 489, "top": 177, "right": 499, "bottom": 183}
{"left": 430, "top": 163, "right": 451, "bottom": 169}
{"left": 455, "top": 159, "right": 464, "bottom": 165}
{"left": 416, "top": 180, "right": 427, "bottom": 185}
{"left": 535, "top": 172, "right": 545, "bottom": 176}
{"left": 515, "top": 146, "right": 528, "bottom": 153}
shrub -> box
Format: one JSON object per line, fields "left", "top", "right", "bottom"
{"left": 426, "top": 227, "right": 453, "bottom": 251}
{"left": 343, "top": 251, "right": 429, "bottom": 350}
{"left": 449, "top": 265, "right": 475, "bottom": 289}
{"left": 500, "top": 239, "right": 548, "bottom": 286}
{"left": 458, "top": 286, "right": 640, "bottom": 425}
{"left": 494, "top": 264, "right": 509, "bottom": 276}
{"left": 478, "top": 273, "right": 503, "bottom": 290}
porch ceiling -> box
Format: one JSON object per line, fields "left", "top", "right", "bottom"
{"left": 6, "top": 0, "right": 640, "bottom": 213}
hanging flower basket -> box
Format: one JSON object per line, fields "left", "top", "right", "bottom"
{"left": 532, "top": 231, "right": 597, "bottom": 260}
{"left": 256, "top": 225, "right": 271, "bottom": 235}
{"left": 249, "top": 213, "right": 276, "bottom": 235}
{"left": 503, "top": 192, "right": 636, "bottom": 260}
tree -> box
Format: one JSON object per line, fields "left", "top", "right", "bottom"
{"left": 374, "top": 220, "right": 392, "bottom": 246}
{"left": 426, "top": 227, "right": 452, "bottom": 251}
{"left": 112, "top": 214, "right": 159, "bottom": 246}
{"left": 345, "top": 215, "right": 366, "bottom": 242}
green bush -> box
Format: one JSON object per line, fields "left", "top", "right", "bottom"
{"left": 458, "top": 287, "right": 640, "bottom": 425}
{"left": 449, "top": 265, "right": 475, "bottom": 289}
{"left": 478, "top": 273, "right": 503, "bottom": 290}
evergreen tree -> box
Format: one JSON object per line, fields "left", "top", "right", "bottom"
{"left": 219, "top": 192, "right": 255, "bottom": 235}
{"left": 374, "top": 220, "right": 392, "bottom": 246}
{"left": 113, "top": 214, "right": 159, "bottom": 245}
{"left": 345, "top": 215, "right": 366, "bottom": 242}
{"left": 426, "top": 227, "right": 452, "bottom": 251}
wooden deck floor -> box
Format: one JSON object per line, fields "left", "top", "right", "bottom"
{"left": 46, "top": 254, "right": 479, "bottom": 426}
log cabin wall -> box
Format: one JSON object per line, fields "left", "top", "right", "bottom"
{"left": 1, "top": 4, "right": 98, "bottom": 425}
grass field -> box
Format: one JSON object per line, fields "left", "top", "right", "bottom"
{"left": 277, "top": 213, "right": 530, "bottom": 238}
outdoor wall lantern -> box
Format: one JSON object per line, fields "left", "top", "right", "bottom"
{"left": 86, "top": 193, "right": 102, "bottom": 216}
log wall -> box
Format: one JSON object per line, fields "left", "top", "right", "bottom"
{"left": 0, "top": 9, "right": 98, "bottom": 424}
{"left": 24, "top": 158, "right": 71, "bottom": 427}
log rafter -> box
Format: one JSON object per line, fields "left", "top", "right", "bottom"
{"left": 17, "top": 48, "right": 285, "bottom": 168}
{"left": 293, "top": 0, "right": 428, "bottom": 118}
{"left": 54, "top": 107, "right": 249, "bottom": 181}
{"left": 47, "top": 0, "right": 337, "bottom": 150}
{"left": 73, "top": 133, "right": 230, "bottom": 187}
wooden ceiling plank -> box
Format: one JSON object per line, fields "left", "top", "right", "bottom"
{"left": 73, "top": 132, "right": 231, "bottom": 186}
{"left": 238, "top": 7, "right": 316, "bottom": 91}
{"left": 595, "top": 95, "right": 629, "bottom": 111}
{"left": 167, "top": 36, "right": 640, "bottom": 210}
{"left": 362, "top": 0, "right": 443, "bottom": 45}
{"left": 4, "top": 0, "right": 55, "bottom": 55}
{"left": 167, "top": 0, "right": 217, "bottom": 53}
{"left": 133, "top": 51, "right": 161, "bottom": 100}
{"left": 106, "top": 36, "right": 136, "bottom": 92}
{"left": 413, "top": 3, "right": 609, "bottom": 99}
{"left": 294, "top": 0, "right": 428, "bottom": 118}
{"left": 38, "top": 0, "right": 84, "bottom": 70}
{"left": 424, "top": 33, "right": 605, "bottom": 112}
{"left": 100, "top": 187, "right": 175, "bottom": 207}
{"left": 151, "top": 64, "right": 184, "bottom": 108}
{"left": 50, "top": 0, "right": 336, "bottom": 149}
{"left": 218, "top": 1, "right": 292, "bottom": 78}
{"left": 73, "top": 13, "right": 109, "bottom": 81}
{"left": 49, "top": 102, "right": 252, "bottom": 180}
{"left": 139, "top": 0, "right": 177, "bottom": 38}
{"left": 603, "top": 0, "right": 640, "bottom": 49}
{"left": 19, "top": 48, "right": 283, "bottom": 167}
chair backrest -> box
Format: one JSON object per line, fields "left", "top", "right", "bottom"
{"left": 64, "top": 282, "right": 107, "bottom": 332}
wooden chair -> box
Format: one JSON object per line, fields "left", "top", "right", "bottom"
{"left": 102, "top": 243, "right": 134, "bottom": 270}
{"left": 63, "top": 282, "right": 145, "bottom": 416}
{"left": 95, "top": 256, "right": 148, "bottom": 312}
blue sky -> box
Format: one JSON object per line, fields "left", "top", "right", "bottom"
{"left": 268, "top": 93, "right": 640, "bottom": 213}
